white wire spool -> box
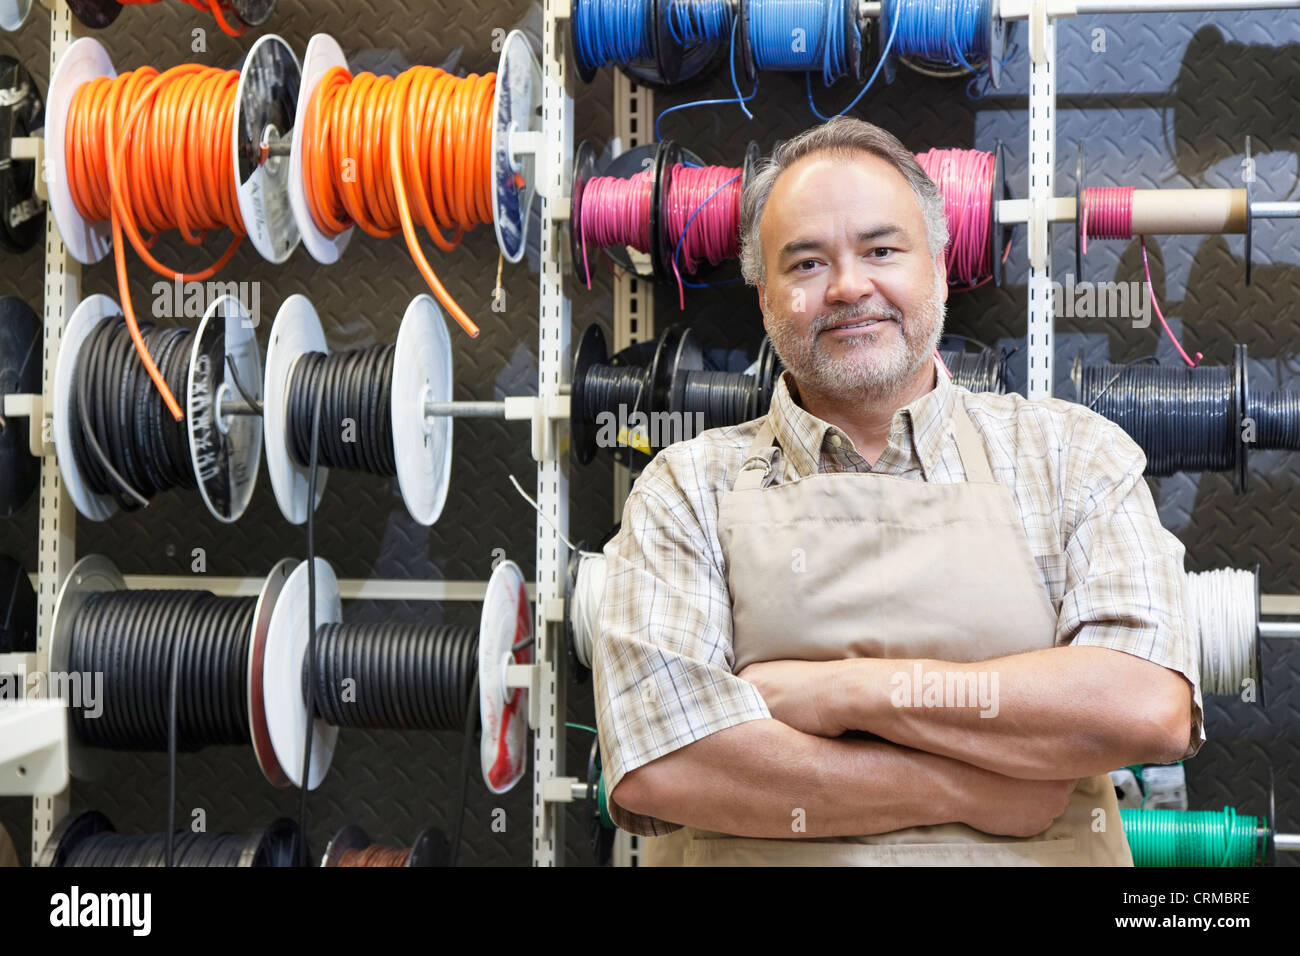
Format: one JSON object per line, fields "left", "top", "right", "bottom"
{"left": 568, "top": 551, "right": 607, "bottom": 671}
{"left": 1187, "top": 567, "right": 1259, "bottom": 697}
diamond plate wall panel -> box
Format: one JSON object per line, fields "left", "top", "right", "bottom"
{"left": 3, "top": 6, "right": 1299, "bottom": 865}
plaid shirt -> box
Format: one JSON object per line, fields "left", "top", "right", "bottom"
{"left": 593, "top": 363, "right": 1205, "bottom": 837}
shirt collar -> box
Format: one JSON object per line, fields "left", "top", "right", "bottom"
{"left": 766, "top": 356, "right": 956, "bottom": 479}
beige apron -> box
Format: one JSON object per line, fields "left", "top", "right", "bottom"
{"left": 641, "top": 401, "right": 1132, "bottom": 866}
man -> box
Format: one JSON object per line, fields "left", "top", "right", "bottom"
{"left": 591, "top": 116, "right": 1203, "bottom": 866}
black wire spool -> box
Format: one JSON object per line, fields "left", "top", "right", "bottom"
{"left": 939, "top": 346, "right": 1006, "bottom": 394}
{"left": 0, "top": 55, "right": 45, "bottom": 254}
{"left": 1073, "top": 346, "right": 1272, "bottom": 492}
{"left": 586, "top": 737, "right": 615, "bottom": 865}
{"left": 286, "top": 345, "right": 397, "bottom": 476}
{"left": 310, "top": 622, "right": 479, "bottom": 731}
{"left": 321, "top": 823, "right": 451, "bottom": 867}
{"left": 0, "top": 297, "right": 41, "bottom": 516}
{"left": 65, "top": 0, "right": 276, "bottom": 29}
{"left": 38, "top": 810, "right": 302, "bottom": 867}
{"left": 67, "top": 317, "right": 197, "bottom": 512}
{"left": 66, "top": 589, "right": 257, "bottom": 752}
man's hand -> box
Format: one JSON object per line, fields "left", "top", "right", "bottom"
{"left": 736, "top": 659, "right": 848, "bottom": 737}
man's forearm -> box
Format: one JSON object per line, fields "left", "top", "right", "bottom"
{"left": 831, "top": 646, "right": 1193, "bottom": 779}
{"left": 611, "top": 717, "right": 1067, "bottom": 839}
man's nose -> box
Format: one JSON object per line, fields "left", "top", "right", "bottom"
{"left": 824, "top": 259, "right": 876, "bottom": 304}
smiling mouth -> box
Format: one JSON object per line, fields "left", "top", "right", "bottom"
{"left": 824, "top": 316, "right": 895, "bottom": 333}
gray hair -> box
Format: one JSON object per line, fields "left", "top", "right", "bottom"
{"left": 738, "top": 116, "right": 950, "bottom": 286}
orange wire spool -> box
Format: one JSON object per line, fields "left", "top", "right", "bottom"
{"left": 65, "top": 65, "right": 243, "bottom": 420}
{"left": 299, "top": 64, "right": 497, "bottom": 340}
{"left": 49, "top": 36, "right": 299, "bottom": 423}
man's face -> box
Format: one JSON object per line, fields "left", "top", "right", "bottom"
{"left": 756, "top": 152, "right": 948, "bottom": 401}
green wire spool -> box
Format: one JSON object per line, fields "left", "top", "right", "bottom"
{"left": 1121, "top": 807, "right": 1267, "bottom": 867}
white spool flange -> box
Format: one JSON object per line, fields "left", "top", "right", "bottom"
{"left": 491, "top": 29, "right": 542, "bottom": 265}
{"left": 263, "top": 557, "right": 341, "bottom": 790}
{"left": 288, "top": 33, "right": 350, "bottom": 264}
{"left": 263, "top": 293, "right": 329, "bottom": 524}
{"left": 392, "top": 294, "right": 454, "bottom": 526}
{"left": 477, "top": 559, "right": 532, "bottom": 794}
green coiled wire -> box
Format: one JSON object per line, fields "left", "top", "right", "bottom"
{"left": 1121, "top": 807, "right": 1263, "bottom": 867}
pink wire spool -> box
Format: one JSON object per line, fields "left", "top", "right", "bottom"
{"left": 571, "top": 139, "right": 760, "bottom": 306}
{"left": 1074, "top": 142, "right": 1204, "bottom": 368}
{"left": 915, "top": 144, "right": 1012, "bottom": 291}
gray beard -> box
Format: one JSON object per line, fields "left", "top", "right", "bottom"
{"left": 765, "top": 277, "right": 947, "bottom": 405}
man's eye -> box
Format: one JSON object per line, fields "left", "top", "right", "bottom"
{"left": 794, "top": 260, "right": 819, "bottom": 272}
{"left": 868, "top": 248, "right": 893, "bottom": 259}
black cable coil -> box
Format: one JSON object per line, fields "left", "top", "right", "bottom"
{"left": 1077, "top": 361, "right": 1237, "bottom": 476}
{"left": 578, "top": 361, "right": 652, "bottom": 423}
{"left": 70, "top": 319, "right": 196, "bottom": 510}
{"left": 677, "top": 370, "right": 761, "bottom": 430}
{"left": 311, "top": 622, "right": 478, "bottom": 730}
{"left": 287, "top": 346, "right": 397, "bottom": 475}
{"left": 43, "top": 811, "right": 302, "bottom": 868}
{"left": 68, "top": 590, "right": 255, "bottom": 750}
{"left": 1249, "top": 390, "right": 1300, "bottom": 452}
{"left": 941, "top": 347, "right": 1006, "bottom": 394}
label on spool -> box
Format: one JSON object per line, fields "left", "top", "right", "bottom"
{"left": 234, "top": 36, "right": 300, "bottom": 264}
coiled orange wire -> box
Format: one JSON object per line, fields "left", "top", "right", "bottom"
{"left": 301, "top": 65, "right": 497, "bottom": 339}
{"left": 67, "top": 65, "right": 245, "bottom": 420}
{"left": 118, "top": 0, "right": 249, "bottom": 37}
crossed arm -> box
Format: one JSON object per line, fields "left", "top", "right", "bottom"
{"left": 613, "top": 649, "right": 1193, "bottom": 839}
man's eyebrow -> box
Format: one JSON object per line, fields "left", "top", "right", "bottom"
{"left": 777, "top": 226, "right": 906, "bottom": 261}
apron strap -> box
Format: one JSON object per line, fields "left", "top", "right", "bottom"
{"left": 734, "top": 418, "right": 779, "bottom": 491}
{"left": 735, "top": 398, "right": 997, "bottom": 490}
{"left": 950, "top": 402, "right": 995, "bottom": 483}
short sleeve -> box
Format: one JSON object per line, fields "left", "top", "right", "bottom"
{"left": 592, "top": 466, "right": 771, "bottom": 837}
{"left": 1058, "top": 415, "right": 1205, "bottom": 759}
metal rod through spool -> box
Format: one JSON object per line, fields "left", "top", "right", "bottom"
{"left": 1259, "top": 621, "right": 1300, "bottom": 640}
{"left": 424, "top": 401, "right": 507, "bottom": 418}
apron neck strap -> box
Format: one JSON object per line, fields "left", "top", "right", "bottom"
{"left": 734, "top": 399, "right": 996, "bottom": 491}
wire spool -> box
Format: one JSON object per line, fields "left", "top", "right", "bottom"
{"left": 1072, "top": 347, "right": 1241, "bottom": 489}
{"left": 572, "top": 139, "right": 760, "bottom": 296}
{"left": 915, "top": 142, "right": 1014, "bottom": 289}
{"left": 0, "top": 553, "right": 36, "bottom": 653}
{"left": 876, "top": 0, "right": 1009, "bottom": 90}
{"left": 263, "top": 294, "right": 453, "bottom": 527}
{"left": 288, "top": 31, "right": 543, "bottom": 337}
{"left": 1071, "top": 344, "right": 1300, "bottom": 494}
{"left": 260, "top": 557, "right": 533, "bottom": 794}
{"left": 572, "top": 0, "right": 725, "bottom": 86}
{"left": 585, "top": 737, "right": 616, "bottom": 864}
{"left": 0, "top": 297, "right": 41, "bottom": 517}
{"left": 571, "top": 323, "right": 788, "bottom": 465}
{"left": 0, "top": 0, "right": 32, "bottom": 30}
{"left": 735, "top": 0, "right": 864, "bottom": 87}
{"left": 66, "top": 0, "right": 276, "bottom": 33}
{"left": 0, "top": 55, "right": 45, "bottom": 253}
{"left": 1121, "top": 807, "right": 1268, "bottom": 867}
{"left": 938, "top": 345, "right": 1005, "bottom": 394}
{"left": 1074, "top": 139, "right": 1254, "bottom": 285}
{"left": 565, "top": 543, "right": 610, "bottom": 682}
{"left": 48, "top": 554, "right": 295, "bottom": 786}
{"left": 38, "top": 810, "right": 303, "bottom": 867}
{"left": 1186, "top": 565, "right": 1265, "bottom": 706}
{"left": 46, "top": 36, "right": 299, "bottom": 418}
{"left": 51, "top": 294, "right": 263, "bottom": 523}
{"left": 321, "top": 824, "right": 451, "bottom": 867}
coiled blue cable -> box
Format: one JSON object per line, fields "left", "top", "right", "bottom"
{"left": 883, "top": 0, "right": 990, "bottom": 73}
{"left": 668, "top": 0, "right": 734, "bottom": 47}
{"left": 749, "top": 0, "right": 849, "bottom": 85}
{"left": 573, "top": 0, "right": 655, "bottom": 73}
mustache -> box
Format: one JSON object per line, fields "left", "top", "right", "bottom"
{"left": 810, "top": 304, "right": 903, "bottom": 333}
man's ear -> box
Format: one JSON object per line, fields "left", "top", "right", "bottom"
{"left": 936, "top": 254, "right": 949, "bottom": 303}
{"left": 757, "top": 282, "right": 770, "bottom": 332}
